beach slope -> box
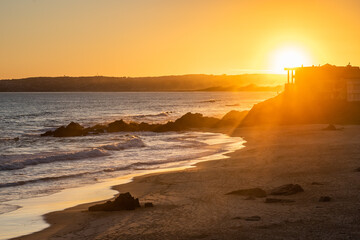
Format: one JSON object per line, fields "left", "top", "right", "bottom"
{"left": 17, "top": 125, "right": 360, "bottom": 240}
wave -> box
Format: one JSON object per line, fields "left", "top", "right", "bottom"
{"left": 0, "top": 137, "right": 145, "bottom": 171}
{"left": 131, "top": 112, "right": 173, "bottom": 119}
{"left": 0, "top": 147, "right": 225, "bottom": 189}
{"left": 199, "top": 99, "right": 220, "bottom": 103}
{"left": 100, "top": 137, "right": 145, "bottom": 150}
{"left": 0, "top": 204, "right": 21, "bottom": 215}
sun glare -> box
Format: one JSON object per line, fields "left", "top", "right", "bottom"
{"left": 271, "top": 46, "right": 311, "bottom": 73}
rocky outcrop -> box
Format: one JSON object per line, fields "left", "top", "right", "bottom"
{"left": 88, "top": 192, "right": 140, "bottom": 211}
{"left": 239, "top": 92, "right": 360, "bottom": 126}
{"left": 41, "top": 111, "right": 248, "bottom": 137}
{"left": 41, "top": 122, "right": 85, "bottom": 137}
{"left": 215, "top": 110, "right": 248, "bottom": 128}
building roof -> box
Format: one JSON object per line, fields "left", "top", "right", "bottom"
{"left": 285, "top": 64, "right": 360, "bottom": 71}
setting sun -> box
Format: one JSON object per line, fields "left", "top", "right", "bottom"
{"left": 271, "top": 46, "right": 312, "bottom": 73}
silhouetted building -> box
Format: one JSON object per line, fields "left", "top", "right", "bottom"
{"left": 285, "top": 64, "right": 360, "bottom": 102}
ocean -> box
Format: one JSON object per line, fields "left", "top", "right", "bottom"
{"left": 0, "top": 92, "right": 276, "bottom": 239}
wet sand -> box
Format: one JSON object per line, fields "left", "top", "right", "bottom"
{"left": 16, "top": 125, "right": 360, "bottom": 240}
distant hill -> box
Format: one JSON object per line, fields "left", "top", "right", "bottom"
{"left": 0, "top": 74, "right": 285, "bottom": 92}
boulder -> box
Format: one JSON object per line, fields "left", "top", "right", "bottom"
{"left": 107, "top": 120, "right": 129, "bottom": 132}
{"left": 41, "top": 122, "right": 85, "bottom": 137}
{"left": 173, "top": 112, "right": 219, "bottom": 130}
{"left": 88, "top": 192, "right": 140, "bottom": 211}
{"left": 226, "top": 188, "right": 267, "bottom": 198}
{"left": 216, "top": 110, "right": 248, "bottom": 127}
{"left": 270, "top": 184, "right": 304, "bottom": 196}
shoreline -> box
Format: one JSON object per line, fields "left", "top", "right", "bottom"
{"left": 15, "top": 125, "right": 360, "bottom": 239}
{"left": 2, "top": 130, "right": 244, "bottom": 240}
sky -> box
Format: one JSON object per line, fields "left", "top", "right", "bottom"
{"left": 1, "top": 0, "right": 360, "bottom": 79}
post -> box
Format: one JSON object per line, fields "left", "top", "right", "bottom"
{"left": 287, "top": 70, "right": 289, "bottom": 84}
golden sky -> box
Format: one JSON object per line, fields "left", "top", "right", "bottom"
{"left": 1, "top": 0, "right": 360, "bottom": 79}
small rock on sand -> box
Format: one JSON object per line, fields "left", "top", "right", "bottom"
{"left": 144, "top": 202, "right": 154, "bottom": 208}
{"left": 270, "top": 184, "right": 304, "bottom": 196}
{"left": 233, "top": 216, "right": 261, "bottom": 221}
{"left": 226, "top": 188, "right": 267, "bottom": 198}
{"left": 245, "top": 216, "right": 261, "bottom": 221}
{"left": 265, "top": 198, "right": 295, "bottom": 203}
{"left": 319, "top": 196, "right": 331, "bottom": 202}
{"left": 88, "top": 192, "right": 140, "bottom": 211}
{"left": 311, "top": 182, "right": 324, "bottom": 185}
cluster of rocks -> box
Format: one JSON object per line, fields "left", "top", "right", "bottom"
{"left": 226, "top": 184, "right": 304, "bottom": 198}
{"left": 41, "top": 111, "right": 248, "bottom": 137}
{"left": 88, "top": 192, "right": 153, "bottom": 212}
{"left": 227, "top": 184, "right": 334, "bottom": 204}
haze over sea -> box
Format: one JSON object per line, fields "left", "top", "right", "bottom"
{"left": 0, "top": 91, "right": 275, "bottom": 238}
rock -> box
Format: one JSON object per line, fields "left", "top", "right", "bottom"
{"left": 323, "top": 124, "right": 337, "bottom": 131}
{"left": 265, "top": 198, "right": 295, "bottom": 203}
{"left": 41, "top": 122, "right": 86, "bottom": 137}
{"left": 319, "top": 196, "right": 331, "bottom": 202}
{"left": 107, "top": 120, "right": 130, "bottom": 132}
{"left": 270, "top": 184, "right": 304, "bottom": 196}
{"left": 144, "top": 202, "right": 154, "bottom": 208}
{"left": 245, "top": 216, "right": 261, "bottom": 221}
{"left": 226, "top": 188, "right": 267, "bottom": 198}
{"left": 172, "top": 112, "right": 219, "bottom": 130}
{"left": 311, "top": 182, "right": 324, "bottom": 185}
{"left": 88, "top": 192, "right": 140, "bottom": 211}
{"left": 216, "top": 110, "right": 249, "bottom": 127}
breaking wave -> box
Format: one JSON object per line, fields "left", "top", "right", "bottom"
{"left": 0, "top": 147, "right": 225, "bottom": 189}
{"left": 0, "top": 137, "right": 145, "bottom": 171}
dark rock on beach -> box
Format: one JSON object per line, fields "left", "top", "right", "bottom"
{"left": 270, "top": 184, "right": 304, "bottom": 196}
{"left": 233, "top": 216, "right": 261, "bottom": 221}
{"left": 245, "top": 216, "right": 261, "bottom": 221}
{"left": 226, "top": 188, "right": 267, "bottom": 198}
{"left": 88, "top": 192, "right": 140, "bottom": 211}
{"left": 265, "top": 198, "right": 295, "bottom": 203}
{"left": 311, "top": 182, "right": 324, "bottom": 185}
{"left": 319, "top": 196, "right": 331, "bottom": 202}
{"left": 144, "top": 202, "right": 154, "bottom": 208}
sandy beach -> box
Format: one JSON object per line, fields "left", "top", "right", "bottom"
{"left": 16, "top": 125, "right": 360, "bottom": 240}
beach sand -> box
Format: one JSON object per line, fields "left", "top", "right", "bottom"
{"left": 16, "top": 125, "right": 360, "bottom": 240}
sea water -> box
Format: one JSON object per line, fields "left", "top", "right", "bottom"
{"left": 0, "top": 92, "right": 276, "bottom": 239}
